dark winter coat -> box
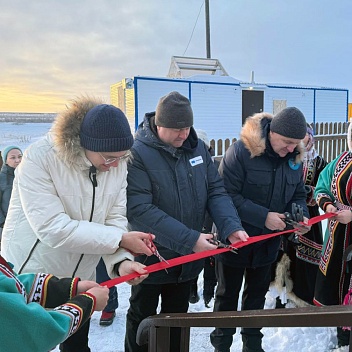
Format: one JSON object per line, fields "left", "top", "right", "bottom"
{"left": 218, "top": 113, "right": 308, "bottom": 268}
{"left": 0, "top": 164, "right": 15, "bottom": 226}
{"left": 127, "top": 113, "right": 244, "bottom": 284}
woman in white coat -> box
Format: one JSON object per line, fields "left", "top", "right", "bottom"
{"left": 1, "top": 97, "right": 154, "bottom": 352}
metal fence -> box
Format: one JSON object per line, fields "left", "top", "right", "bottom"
{"left": 210, "top": 122, "right": 350, "bottom": 163}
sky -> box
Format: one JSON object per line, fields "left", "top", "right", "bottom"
{"left": 1, "top": 0, "right": 351, "bottom": 113}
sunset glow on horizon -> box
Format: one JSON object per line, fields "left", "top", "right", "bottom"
{"left": 0, "top": 84, "right": 111, "bottom": 113}
{"left": 0, "top": 85, "right": 73, "bottom": 113}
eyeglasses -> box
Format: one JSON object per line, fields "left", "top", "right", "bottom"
{"left": 98, "top": 151, "right": 131, "bottom": 165}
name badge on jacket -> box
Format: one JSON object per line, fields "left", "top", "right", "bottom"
{"left": 189, "top": 155, "right": 203, "bottom": 166}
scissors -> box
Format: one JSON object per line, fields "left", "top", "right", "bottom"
{"left": 207, "top": 234, "right": 237, "bottom": 254}
{"left": 146, "top": 234, "right": 170, "bottom": 273}
{"left": 283, "top": 212, "right": 309, "bottom": 231}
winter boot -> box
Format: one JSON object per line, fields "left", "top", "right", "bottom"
{"left": 99, "top": 311, "right": 116, "bottom": 326}
{"left": 242, "top": 333, "right": 265, "bottom": 352}
{"left": 337, "top": 327, "right": 350, "bottom": 347}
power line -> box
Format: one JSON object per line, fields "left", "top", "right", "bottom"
{"left": 182, "top": 1, "right": 204, "bottom": 56}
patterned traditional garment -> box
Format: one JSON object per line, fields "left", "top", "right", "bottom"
{"left": 274, "top": 153, "right": 327, "bottom": 306}
{"left": 314, "top": 151, "right": 352, "bottom": 306}
{"left": 0, "top": 255, "right": 95, "bottom": 352}
{"left": 289, "top": 154, "right": 327, "bottom": 301}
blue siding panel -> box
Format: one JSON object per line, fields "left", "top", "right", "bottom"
{"left": 130, "top": 76, "right": 348, "bottom": 138}
{"left": 315, "top": 90, "right": 348, "bottom": 123}
{"left": 190, "top": 82, "right": 242, "bottom": 139}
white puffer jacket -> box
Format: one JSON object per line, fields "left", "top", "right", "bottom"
{"left": 1, "top": 98, "right": 133, "bottom": 280}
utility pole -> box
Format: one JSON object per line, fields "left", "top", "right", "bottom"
{"left": 205, "top": 0, "right": 211, "bottom": 58}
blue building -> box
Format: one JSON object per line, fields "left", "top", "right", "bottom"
{"left": 111, "top": 57, "right": 348, "bottom": 141}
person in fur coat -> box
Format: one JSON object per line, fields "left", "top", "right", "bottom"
{"left": 1, "top": 97, "right": 154, "bottom": 352}
{"left": 211, "top": 107, "right": 310, "bottom": 352}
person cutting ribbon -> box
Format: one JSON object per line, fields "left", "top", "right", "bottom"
{"left": 124, "top": 91, "right": 248, "bottom": 352}
{"left": 211, "top": 107, "right": 310, "bottom": 352}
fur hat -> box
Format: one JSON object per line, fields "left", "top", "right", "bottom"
{"left": 270, "top": 107, "right": 307, "bottom": 140}
{"left": 2, "top": 145, "right": 22, "bottom": 163}
{"left": 196, "top": 129, "right": 210, "bottom": 148}
{"left": 155, "top": 91, "right": 193, "bottom": 128}
{"left": 80, "top": 104, "right": 134, "bottom": 152}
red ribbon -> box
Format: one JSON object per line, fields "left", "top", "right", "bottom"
{"left": 101, "top": 212, "right": 335, "bottom": 288}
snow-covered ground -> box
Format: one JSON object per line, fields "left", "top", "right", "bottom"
{"left": 0, "top": 121, "right": 51, "bottom": 152}
{"left": 0, "top": 121, "right": 348, "bottom": 352}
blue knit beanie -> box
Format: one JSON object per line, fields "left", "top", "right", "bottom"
{"left": 80, "top": 104, "right": 134, "bottom": 152}
{"left": 2, "top": 145, "right": 22, "bottom": 163}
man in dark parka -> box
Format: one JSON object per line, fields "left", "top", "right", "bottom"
{"left": 211, "top": 107, "right": 310, "bottom": 352}
{"left": 125, "top": 91, "right": 248, "bottom": 352}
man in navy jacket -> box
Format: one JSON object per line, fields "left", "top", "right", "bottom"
{"left": 211, "top": 107, "right": 310, "bottom": 352}
{"left": 125, "top": 91, "right": 248, "bottom": 352}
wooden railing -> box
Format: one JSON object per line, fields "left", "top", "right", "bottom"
{"left": 210, "top": 122, "right": 350, "bottom": 164}
{"left": 314, "top": 121, "right": 349, "bottom": 163}
{"left": 136, "top": 305, "right": 352, "bottom": 352}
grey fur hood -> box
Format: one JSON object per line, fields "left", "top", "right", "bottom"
{"left": 240, "top": 112, "right": 304, "bottom": 164}
{"left": 51, "top": 96, "right": 103, "bottom": 165}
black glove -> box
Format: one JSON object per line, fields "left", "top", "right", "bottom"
{"left": 286, "top": 203, "right": 304, "bottom": 245}
{"left": 291, "top": 203, "right": 304, "bottom": 222}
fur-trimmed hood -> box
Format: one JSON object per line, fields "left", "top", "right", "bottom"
{"left": 240, "top": 112, "right": 304, "bottom": 163}
{"left": 50, "top": 96, "right": 104, "bottom": 165}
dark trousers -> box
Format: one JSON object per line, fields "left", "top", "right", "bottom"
{"left": 96, "top": 258, "right": 118, "bottom": 312}
{"left": 125, "top": 281, "right": 192, "bottom": 352}
{"left": 203, "top": 256, "right": 217, "bottom": 287}
{"left": 190, "top": 257, "right": 217, "bottom": 293}
{"left": 59, "top": 319, "right": 91, "bottom": 352}
{"left": 210, "top": 261, "right": 271, "bottom": 352}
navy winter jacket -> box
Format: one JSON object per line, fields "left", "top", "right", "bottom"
{"left": 218, "top": 114, "right": 308, "bottom": 268}
{"left": 127, "top": 113, "right": 244, "bottom": 284}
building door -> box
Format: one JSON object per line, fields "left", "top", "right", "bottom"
{"left": 242, "top": 90, "right": 264, "bottom": 124}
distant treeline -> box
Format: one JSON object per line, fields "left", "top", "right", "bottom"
{"left": 0, "top": 113, "right": 56, "bottom": 123}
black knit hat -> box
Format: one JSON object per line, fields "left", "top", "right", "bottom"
{"left": 155, "top": 91, "right": 193, "bottom": 128}
{"left": 80, "top": 104, "right": 134, "bottom": 152}
{"left": 270, "top": 107, "right": 307, "bottom": 139}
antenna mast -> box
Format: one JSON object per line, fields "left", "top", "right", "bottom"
{"left": 205, "top": 0, "right": 211, "bottom": 58}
